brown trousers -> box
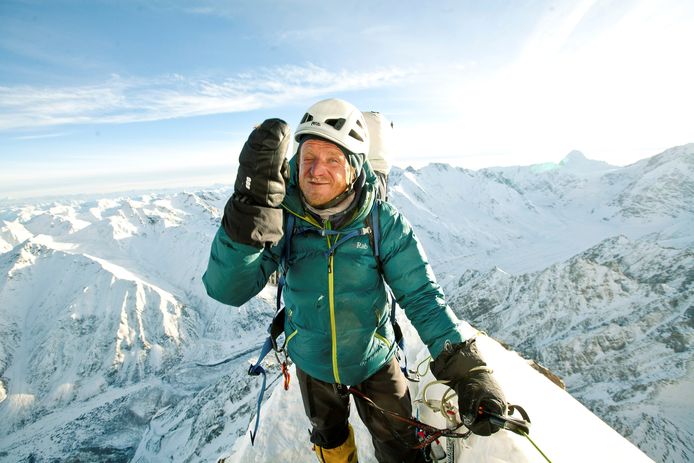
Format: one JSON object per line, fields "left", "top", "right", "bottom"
{"left": 297, "top": 357, "right": 426, "bottom": 463}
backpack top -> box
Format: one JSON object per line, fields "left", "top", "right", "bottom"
{"left": 362, "top": 111, "right": 393, "bottom": 175}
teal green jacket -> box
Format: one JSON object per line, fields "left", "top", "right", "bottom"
{"left": 202, "top": 159, "right": 464, "bottom": 385}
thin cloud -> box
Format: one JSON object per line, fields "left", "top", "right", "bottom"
{"left": 13, "top": 131, "right": 72, "bottom": 141}
{"left": 0, "top": 65, "right": 412, "bottom": 130}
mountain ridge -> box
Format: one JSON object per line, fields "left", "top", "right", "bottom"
{"left": 0, "top": 144, "right": 691, "bottom": 462}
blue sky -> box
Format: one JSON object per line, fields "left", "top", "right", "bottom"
{"left": 1, "top": 0, "right": 693, "bottom": 199}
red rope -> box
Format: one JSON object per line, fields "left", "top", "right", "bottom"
{"left": 346, "top": 386, "right": 469, "bottom": 449}
{"left": 282, "top": 362, "right": 290, "bottom": 390}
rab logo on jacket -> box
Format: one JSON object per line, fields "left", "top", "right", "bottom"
{"left": 355, "top": 242, "right": 369, "bottom": 250}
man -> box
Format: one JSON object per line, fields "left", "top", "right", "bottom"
{"left": 203, "top": 98, "right": 506, "bottom": 462}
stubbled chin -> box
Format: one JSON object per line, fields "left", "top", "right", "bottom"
{"left": 304, "top": 193, "right": 329, "bottom": 206}
{"left": 303, "top": 186, "right": 335, "bottom": 205}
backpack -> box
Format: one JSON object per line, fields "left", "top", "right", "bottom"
{"left": 363, "top": 111, "right": 393, "bottom": 201}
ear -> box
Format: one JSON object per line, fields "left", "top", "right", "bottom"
{"left": 347, "top": 164, "right": 356, "bottom": 184}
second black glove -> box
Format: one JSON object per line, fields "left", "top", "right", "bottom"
{"left": 431, "top": 338, "right": 507, "bottom": 436}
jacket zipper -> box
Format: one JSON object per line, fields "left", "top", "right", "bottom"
{"left": 328, "top": 252, "right": 340, "bottom": 383}
{"left": 325, "top": 220, "right": 342, "bottom": 384}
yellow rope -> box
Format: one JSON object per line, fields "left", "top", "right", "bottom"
{"left": 520, "top": 430, "right": 553, "bottom": 463}
{"left": 415, "top": 355, "right": 432, "bottom": 376}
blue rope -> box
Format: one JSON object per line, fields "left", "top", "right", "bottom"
{"left": 324, "top": 228, "right": 370, "bottom": 257}
{"left": 247, "top": 336, "right": 274, "bottom": 444}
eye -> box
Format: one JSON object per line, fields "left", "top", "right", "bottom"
{"left": 326, "top": 154, "right": 344, "bottom": 164}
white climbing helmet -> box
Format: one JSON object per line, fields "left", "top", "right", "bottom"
{"left": 295, "top": 98, "right": 370, "bottom": 155}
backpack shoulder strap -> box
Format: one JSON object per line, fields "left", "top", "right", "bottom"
{"left": 367, "top": 200, "right": 404, "bottom": 343}
{"left": 269, "top": 212, "right": 295, "bottom": 344}
{"left": 368, "top": 199, "right": 384, "bottom": 274}
{"left": 280, "top": 213, "right": 295, "bottom": 275}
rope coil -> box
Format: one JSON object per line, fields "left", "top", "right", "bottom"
{"left": 414, "top": 375, "right": 553, "bottom": 463}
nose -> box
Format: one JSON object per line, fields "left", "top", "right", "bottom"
{"left": 308, "top": 157, "right": 329, "bottom": 176}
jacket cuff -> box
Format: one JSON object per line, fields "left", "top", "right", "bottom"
{"left": 222, "top": 195, "right": 283, "bottom": 247}
{"left": 430, "top": 338, "right": 488, "bottom": 382}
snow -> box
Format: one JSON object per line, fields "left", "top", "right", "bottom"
{"left": 0, "top": 143, "right": 691, "bottom": 462}
{"left": 228, "top": 326, "right": 653, "bottom": 463}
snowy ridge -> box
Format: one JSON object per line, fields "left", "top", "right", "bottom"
{"left": 228, "top": 324, "right": 652, "bottom": 463}
{"left": 389, "top": 144, "right": 693, "bottom": 277}
{"left": 610, "top": 144, "right": 694, "bottom": 219}
{"left": 0, "top": 144, "right": 691, "bottom": 462}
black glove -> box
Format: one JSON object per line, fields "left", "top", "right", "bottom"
{"left": 430, "top": 338, "right": 507, "bottom": 436}
{"left": 222, "top": 118, "right": 290, "bottom": 247}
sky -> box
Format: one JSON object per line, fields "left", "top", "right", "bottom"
{"left": 1, "top": 0, "right": 693, "bottom": 199}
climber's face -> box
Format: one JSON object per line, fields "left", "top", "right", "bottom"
{"left": 299, "top": 138, "right": 353, "bottom": 207}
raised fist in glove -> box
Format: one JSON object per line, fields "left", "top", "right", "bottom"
{"left": 430, "top": 338, "right": 507, "bottom": 436}
{"left": 222, "top": 118, "right": 290, "bottom": 247}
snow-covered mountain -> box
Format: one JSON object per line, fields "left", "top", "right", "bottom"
{"left": 388, "top": 144, "right": 693, "bottom": 462}
{"left": 0, "top": 143, "right": 691, "bottom": 462}
{"left": 448, "top": 236, "right": 692, "bottom": 462}
{"left": 389, "top": 145, "right": 693, "bottom": 278}
{"left": 0, "top": 192, "right": 275, "bottom": 461}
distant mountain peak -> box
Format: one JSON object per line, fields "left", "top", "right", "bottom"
{"left": 559, "top": 150, "right": 614, "bottom": 173}
{"left": 563, "top": 150, "right": 588, "bottom": 162}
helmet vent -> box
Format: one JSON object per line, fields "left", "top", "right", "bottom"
{"left": 325, "top": 118, "right": 346, "bottom": 130}
{"left": 348, "top": 129, "right": 364, "bottom": 142}
{"left": 300, "top": 113, "right": 314, "bottom": 124}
